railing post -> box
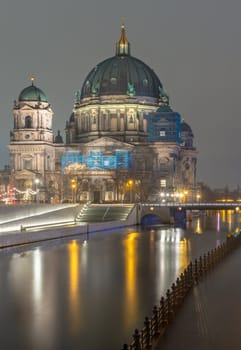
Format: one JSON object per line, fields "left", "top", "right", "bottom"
{"left": 207, "top": 251, "right": 211, "bottom": 270}
{"left": 183, "top": 269, "right": 188, "bottom": 294}
{"left": 122, "top": 344, "right": 129, "bottom": 350}
{"left": 179, "top": 273, "right": 185, "bottom": 298}
{"left": 199, "top": 256, "right": 203, "bottom": 278}
{"left": 194, "top": 258, "right": 198, "bottom": 284}
{"left": 203, "top": 254, "right": 207, "bottom": 274}
{"left": 166, "top": 289, "right": 173, "bottom": 322}
{"left": 152, "top": 305, "right": 160, "bottom": 336}
{"left": 175, "top": 277, "right": 181, "bottom": 304}
{"left": 171, "top": 282, "right": 177, "bottom": 311}
{"left": 144, "top": 316, "right": 152, "bottom": 348}
{"left": 188, "top": 262, "right": 193, "bottom": 288}
{"left": 132, "top": 329, "right": 141, "bottom": 350}
{"left": 160, "top": 296, "right": 168, "bottom": 329}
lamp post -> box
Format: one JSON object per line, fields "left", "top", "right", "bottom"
{"left": 127, "top": 180, "right": 133, "bottom": 203}
{"left": 71, "top": 179, "right": 77, "bottom": 203}
{"left": 196, "top": 194, "right": 201, "bottom": 203}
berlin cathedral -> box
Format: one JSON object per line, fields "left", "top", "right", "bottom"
{"left": 7, "top": 22, "right": 197, "bottom": 203}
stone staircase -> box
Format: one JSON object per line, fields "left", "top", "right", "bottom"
{"left": 75, "top": 204, "right": 134, "bottom": 223}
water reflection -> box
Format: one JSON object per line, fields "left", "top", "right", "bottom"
{"left": 124, "top": 232, "right": 138, "bottom": 327}
{"left": 216, "top": 212, "right": 220, "bottom": 232}
{"left": 220, "top": 209, "right": 233, "bottom": 231}
{"left": 31, "top": 248, "right": 56, "bottom": 349}
{"left": 155, "top": 228, "right": 189, "bottom": 298}
{"left": 68, "top": 240, "right": 81, "bottom": 333}
{"left": 33, "top": 249, "right": 42, "bottom": 303}
{"left": 1, "top": 212, "right": 239, "bottom": 350}
{"left": 195, "top": 218, "right": 203, "bottom": 234}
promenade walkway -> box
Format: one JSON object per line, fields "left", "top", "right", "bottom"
{"left": 154, "top": 243, "right": 241, "bottom": 350}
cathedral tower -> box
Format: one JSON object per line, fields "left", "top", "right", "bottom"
{"left": 8, "top": 78, "right": 57, "bottom": 201}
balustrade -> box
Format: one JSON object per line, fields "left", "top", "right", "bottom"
{"left": 122, "top": 230, "right": 241, "bottom": 350}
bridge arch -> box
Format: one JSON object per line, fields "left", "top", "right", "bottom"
{"left": 141, "top": 213, "right": 162, "bottom": 226}
{"left": 139, "top": 205, "right": 171, "bottom": 224}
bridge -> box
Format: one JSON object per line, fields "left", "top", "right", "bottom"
{"left": 141, "top": 202, "right": 241, "bottom": 210}
{"left": 140, "top": 202, "right": 241, "bottom": 225}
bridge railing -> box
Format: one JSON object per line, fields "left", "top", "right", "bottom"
{"left": 141, "top": 202, "right": 241, "bottom": 208}
{"left": 122, "top": 229, "right": 241, "bottom": 350}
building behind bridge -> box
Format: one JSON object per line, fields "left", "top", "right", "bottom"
{"left": 6, "top": 22, "right": 197, "bottom": 204}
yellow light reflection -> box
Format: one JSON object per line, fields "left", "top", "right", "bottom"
{"left": 179, "top": 238, "right": 189, "bottom": 271}
{"left": 124, "top": 232, "right": 138, "bottom": 327}
{"left": 227, "top": 210, "right": 232, "bottom": 223}
{"left": 68, "top": 240, "right": 81, "bottom": 332}
{"left": 195, "top": 218, "right": 203, "bottom": 234}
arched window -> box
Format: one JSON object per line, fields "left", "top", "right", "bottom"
{"left": 25, "top": 116, "right": 32, "bottom": 128}
{"left": 129, "top": 115, "right": 134, "bottom": 123}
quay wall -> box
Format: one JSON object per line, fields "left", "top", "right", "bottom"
{"left": 0, "top": 205, "right": 138, "bottom": 249}
{"left": 0, "top": 204, "right": 81, "bottom": 233}
{"left": 0, "top": 220, "right": 136, "bottom": 249}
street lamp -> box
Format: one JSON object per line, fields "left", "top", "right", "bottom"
{"left": 71, "top": 179, "right": 77, "bottom": 203}
{"left": 127, "top": 180, "right": 133, "bottom": 203}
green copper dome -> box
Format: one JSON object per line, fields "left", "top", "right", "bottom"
{"left": 80, "top": 24, "right": 163, "bottom": 100}
{"left": 19, "top": 82, "right": 48, "bottom": 102}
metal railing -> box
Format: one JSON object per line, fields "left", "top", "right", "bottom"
{"left": 142, "top": 202, "right": 241, "bottom": 210}
{"left": 122, "top": 229, "right": 241, "bottom": 350}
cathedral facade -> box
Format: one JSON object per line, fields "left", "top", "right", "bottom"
{"left": 8, "top": 23, "right": 197, "bottom": 203}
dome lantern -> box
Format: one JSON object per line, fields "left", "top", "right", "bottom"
{"left": 116, "top": 18, "right": 130, "bottom": 56}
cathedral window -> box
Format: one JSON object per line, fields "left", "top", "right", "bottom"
{"left": 160, "top": 179, "right": 166, "bottom": 188}
{"left": 110, "top": 77, "right": 117, "bottom": 85}
{"left": 129, "top": 115, "right": 134, "bottom": 123}
{"left": 23, "top": 159, "right": 32, "bottom": 170}
{"left": 82, "top": 181, "right": 88, "bottom": 191}
{"left": 127, "top": 109, "right": 135, "bottom": 126}
{"left": 25, "top": 116, "right": 32, "bottom": 128}
{"left": 143, "top": 79, "right": 148, "bottom": 87}
{"left": 106, "top": 181, "right": 114, "bottom": 191}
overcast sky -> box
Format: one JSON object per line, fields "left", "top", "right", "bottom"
{"left": 0, "top": 0, "right": 241, "bottom": 189}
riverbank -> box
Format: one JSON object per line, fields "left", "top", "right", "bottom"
{"left": 0, "top": 203, "right": 138, "bottom": 248}
{"left": 0, "top": 219, "right": 137, "bottom": 249}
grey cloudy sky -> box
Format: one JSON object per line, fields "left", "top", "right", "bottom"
{"left": 0, "top": 0, "right": 241, "bottom": 189}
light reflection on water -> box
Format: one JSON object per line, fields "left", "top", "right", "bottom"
{"left": 0, "top": 211, "right": 240, "bottom": 350}
{"left": 123, "top": 232, "right": 139, "bottom": 328}
{"left": 68, "top": 241, "right": 81, "bottom": 334}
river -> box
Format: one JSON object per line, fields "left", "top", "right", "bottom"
{"left": 0, "top": 210, "right": 239, "bottom": 350}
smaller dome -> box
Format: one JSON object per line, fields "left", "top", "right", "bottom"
{"left": 181, "top": 122, "right": 193, "bottom": 136}
{"left": 19, "top": 82, "right": 47, "bottom": 102}
{"left": 69, "top": 112, "right": 75, "bottom": 123}
{"left": 181, "top": 121, "right": 194, "bottom": 148}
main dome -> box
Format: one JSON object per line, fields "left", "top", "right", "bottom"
{"left": 80, "top": 24, "right": 163, "bottom": 100}
{"left": 19, "top": 80, "right": 47, "bottom": 102}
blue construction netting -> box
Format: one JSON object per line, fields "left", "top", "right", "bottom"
{"left": 61, "top": 150, "right": 131, "bottom": 172}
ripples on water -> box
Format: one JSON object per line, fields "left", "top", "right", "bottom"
{"left": 0, "top": 210, "right": 239, "bottom": 350}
